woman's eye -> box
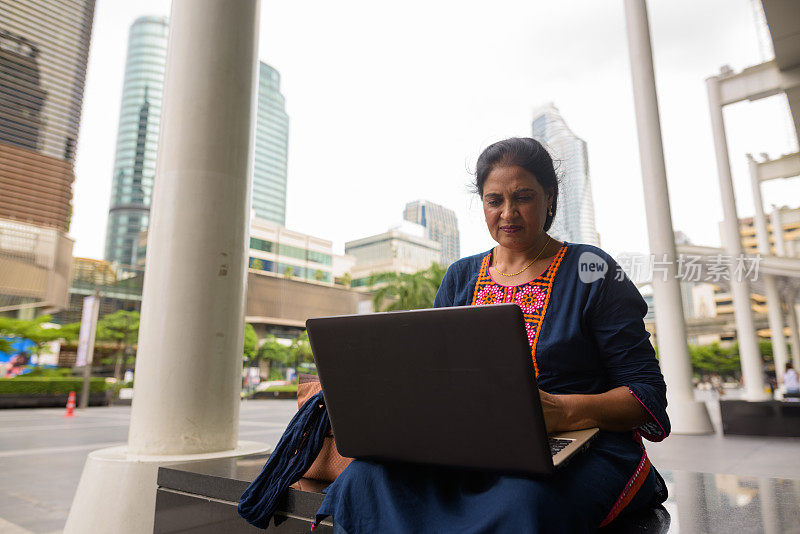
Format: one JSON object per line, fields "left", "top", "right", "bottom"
{"left": 515, "top": 195, "right": 532, "bottom": 202}
{"left": 486, "top": 200, "right": 501, "bottom": 207}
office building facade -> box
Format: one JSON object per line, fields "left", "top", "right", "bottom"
{"left": 346, "top": 221, "right": 442, "bottom": 288}
{"left": 0, "top": 1, "right": 95, "bottom": 314}
{"left": 104, "top": 17, "right": 168, "bottom": 267}
{"left": 252, "top": 63, "right": 289, "bottom": 225}
{"left": 0, "top": 218, "right": 73, "bottom": 314}
{"left": 738, "top": 205, "right": 800, "bottom": 257}
{"left": 0, "top": 0, "right": 96, "bottom": 231}
{"left": 403, "top": 200, "right": 460, "bottom": 266}
{"left": 531, "top": 103, "right": 599, "bottom": 246}
{"left": 248, "top": 217, "right": 333, "bottom": 283}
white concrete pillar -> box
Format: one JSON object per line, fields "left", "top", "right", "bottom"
{"left": 706, "top": 75, "right": 770, "bottom": 401}
{"left": 787, "top": 299, "right": 800, "bottom": 371}
{"left": 748, "top": 155, "right": 772, "bottom": 255}
{"left": 748, "top": 156, "right": 789, "bottom": 386}
{"left": 127, "top": 0, "right": 259, "bottom": 454}
{"left": 771, "top": 207, "right": 787, "bottom": 256}
{"left": 624, "top": 0, "right": 713, "bottom": 433}
{"left": 64, "top": 2, "right": 268, "bottom": 532}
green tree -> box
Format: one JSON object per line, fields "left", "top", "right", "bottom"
{"left": 289, "top": 330, "right": 314, "bottom": 374}
{"left": 243, "top": 323, "right": 258, "bottom": 363}
{"left": 96, "top": 310, "right": 140, "bottom": 380}
{"left": 688, "top": 342, "right": 741, "bottom": 378}
{"left": 314, "top": 269, "right": 325, "bottom": 281}
{"left": 251, "top": 258, "right": 264, "bottom": 271}
{"left": 338, "top": 272, "right": 352, "bottom": 288}
{"left": 369, "top": 263, "right": 447, "bottom": 312}
{"left": 257, "top": 335, "right": 290, "bottom": 365}
{"left": 0, "top": 315, "right": 76, "bottom": 365}
{"left": 256, "top": 335, "right": 291, "bottom": 378}
{"left": 283, "top": 265, "right": 294, "bottom": 279}
{"left": 757, "top": 340, "right": 774, "bottom": 363}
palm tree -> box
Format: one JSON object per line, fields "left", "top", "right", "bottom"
{"left": 369, "top": 263, "right": 447, "bottom": 312}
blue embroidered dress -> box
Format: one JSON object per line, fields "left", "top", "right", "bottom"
{"left": 315, "top": 242, "right": 670, "bottom": 533}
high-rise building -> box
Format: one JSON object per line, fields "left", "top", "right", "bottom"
{"left": 737, "top": 205, "right": 800, "bottom": 257}
{"left": 531, "top": 103, "right": 599, "bottom": 246}
{"left": 0, "top": 1, "right": 95, "bottom": 315}
{"left": 103, "top": 17, "right": 289, "bottom": 264}
{"left": 104, "top": 17, "right": 168, "bottom": 267}
{"left": 0, "top": 0, "right": 96, "bottom": 230}
{"left": 403, "top": 200, "right": 460, "bottom": 266}
{"left": 345, "top": 221, "right": 442, "bottom": 288}
{"left": 252, "top": 63, "right": 289, "bottom": 225}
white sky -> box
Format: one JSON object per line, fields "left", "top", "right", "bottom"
{"left": 70, "top": 0, "right": 800, "bottom": 261}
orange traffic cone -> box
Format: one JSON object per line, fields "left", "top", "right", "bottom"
{"left": 64, "top": 390, "right": 76, "bottom": 417}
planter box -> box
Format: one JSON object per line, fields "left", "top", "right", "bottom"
{"left": 720, "top": 399, "right": 800, "bottom": 437}
{"left": 250, "top": 390, "right": 296, "bottom": 400}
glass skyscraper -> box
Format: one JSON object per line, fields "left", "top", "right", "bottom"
{"left": 252, "top": 63, "right": 289, "bottom": 225}
{"left": 104, "top": 18, "right": 289, "bottom": 265}
{"left": 0, "top": 0, "right": 96, "bottom": 231}
{"left": 403, "top": 200, "right": 460, "bottom": 266}
{"left": 531, "top": 103, "right": 599, "bottom": 247}
{"left": 104, "top": 17, "right": 168, "bottom": 267}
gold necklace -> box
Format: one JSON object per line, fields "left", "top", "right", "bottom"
{"left": 493, "top": 236, "right": 551, "bottom": 277}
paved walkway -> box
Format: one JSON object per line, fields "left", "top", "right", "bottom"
{"left": 0, "top": 396, "right": 798, "bottom": 532}
{"left": 647, "top": 392, "right": 800, "bottom": 480}
{"left": 0, "top": 400, "right": 295, "bottom": 534}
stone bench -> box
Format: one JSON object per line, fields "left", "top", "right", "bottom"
{"left": 154, "top": 454, "right": 800, "bottom": 533}
{"left": 154, "top": 455, "right": 332, "bottom": 533}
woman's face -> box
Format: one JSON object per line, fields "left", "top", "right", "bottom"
{"left": 482, "top": 165, "right": 552, "bottom": 252}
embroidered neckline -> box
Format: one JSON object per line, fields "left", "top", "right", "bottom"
{"left": 470, "top": 242, "right": 569, "bottom": 376}
{"left": 486, "top": 242, "right": 568, "bottom": 288}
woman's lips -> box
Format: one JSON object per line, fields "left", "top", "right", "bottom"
{"left": 500, "top": 225, "right": 522, "bottom": 234}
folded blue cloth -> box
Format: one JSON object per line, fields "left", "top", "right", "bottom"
{"left": 238, "top": 390, "right": 330, "bottom": 529}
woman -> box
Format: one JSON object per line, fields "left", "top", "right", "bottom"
{"left": 315, "top": 138, "right": 670, "bottom": 533}
{"left": 784, "top": 363, "right": 800, "bottom": 398}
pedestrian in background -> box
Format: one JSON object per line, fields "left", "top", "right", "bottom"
{"left": 784, "top": 363, "right": 800, "bottom": 399}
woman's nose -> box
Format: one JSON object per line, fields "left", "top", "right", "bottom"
{"left": 501, "top": 201, "right": 517, "bottom": 219}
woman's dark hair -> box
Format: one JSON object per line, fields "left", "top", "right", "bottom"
{"left": 474, "top": 137, "right": 559, "bottom": 232}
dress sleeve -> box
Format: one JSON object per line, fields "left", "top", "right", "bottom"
{"left": 587, "top": 256, "right": 671, "bottom": 442}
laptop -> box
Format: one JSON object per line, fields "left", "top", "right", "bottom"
{"left": 306, "top": 303, "right": 598, "bottom": 477}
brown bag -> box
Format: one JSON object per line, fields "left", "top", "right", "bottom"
{"left": 297, "top": 374, "right": 353, "bottom": 482}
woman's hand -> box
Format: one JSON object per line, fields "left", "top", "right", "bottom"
{"left": 539, "top": 386, "right": 651, "bottom": 433}
{"left": 538, "top": 389, "right": 571, "bottom": 433}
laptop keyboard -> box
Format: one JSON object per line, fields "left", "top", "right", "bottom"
{"left": 549, "top": 438, "right": 573, "bottom": 456}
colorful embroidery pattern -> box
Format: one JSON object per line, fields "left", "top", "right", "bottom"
{"left": 470, "top": 244, "right": 568, "bottom": 376}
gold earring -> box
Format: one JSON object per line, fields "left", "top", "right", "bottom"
{"left": 548, "top": 206, "right": 553, "bottom": 216}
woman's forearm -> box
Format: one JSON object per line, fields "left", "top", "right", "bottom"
{"left": 540, "top": 386, "right": 650, "bottom": 433}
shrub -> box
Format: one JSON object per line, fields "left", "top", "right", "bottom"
{"left": 0, "top": 377, "right": 108, "bottom": 395}
{"left": 23, "top": 367, "right": 72, "bottom": 378}
{"left": 268, "top": 368, "right": 284, "bottom": 381}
